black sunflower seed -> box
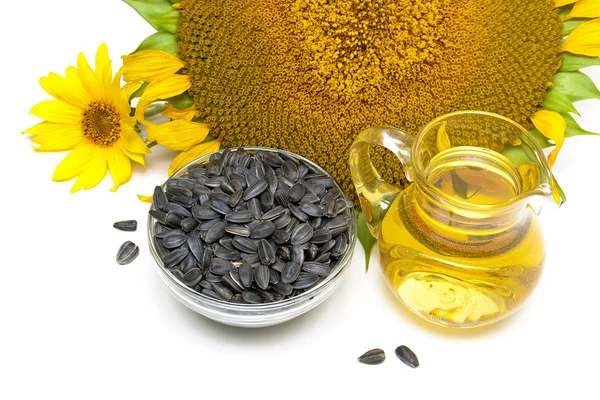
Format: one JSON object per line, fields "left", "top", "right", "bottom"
{"left": 191, "top": 205, "right": 220, "bottom": 221}
{"left": 261, "top": 206, "right": 285, "bottom": 221}
{"left": 272, "top": 229, "right": 291, "bottom": 245}
{"left": 180, "top": 216, "right": 199, "bottom": 232}
{"left": 242, "top": 290, "right": 263, "bottom": 304}
{"left": 254, "top": 264, "right": 270, "bottom": 290}
{"left": 209, "top": 199, "right": 232, "bottom": 215}
{"left": 281, "top": 262, "right": 301, "bottom": 284}
{"left": 247, "top": 197, "right": 263, "bottom": 219}
{"left": 162, "top": 234, "right": 188, "bottom": 249}
{"left": 358, "top": 349, "right": 386, "bottom": 365}
{"left": 311, "top": 228, "right": 331, "bottom": 244}
{"left": 272, "top": 281, "right": 293, "bottom": 296}
{"left": 188, "top": 236, "right": 204, "bottom": 262}
{"left": 211, "top": 283, "right": 234, "bottom": 301}
{"left": 301, "top": 262, "right": 329, "bottom": 276}
{"left": 116, "top": 241, "right": 139, "bottom": 265}
{"left": 205, "top": 222, "right": 227, "bottom": 244}
{"left": 395, "top": 346, "right": 419, "bottom": 368}
{"left": 287, "top": 183, "right": 305, "bottom": 202}
{"left": 299, "top": 202, "right": 324, "bottom": 217}
{"left": 291, "top": 272, "right": 319, "bottom": 289}
{"left": 239, "top": 263, "right": 254, "bottom": 288}
{"left": 225, "top": 210, "right": 254, "bottom": 224}
{"left": 258, "top": 239, "right": 276, "bottom": 265}
{"left": 210, "top": 258, "right": 234, "bottom": 275}
{"left": 250, "top": 221, "right": 276, "bottom": 239}
{"left": 152, "top": 186, "right": 168, "bottom": 211}
{"left": 288, "top": 204, "right": 309, "bottom": 222}
{"left": 182, "top": 268, "right": 203, "bottom": 287}
{"left": 113, "top": 220, "right": 137, "bottom": 232}
{"left": 163, "top": 247, "right": 189, "bottom": 268}
{"left": 243, "top": 180, "right": 268, "bottom": 201}
{"left": 291, "top": 223, "right": 313, "bottom": 245}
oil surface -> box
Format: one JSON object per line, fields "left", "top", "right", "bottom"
{"left": 379, "top": 148, "right": 545, "bottom": 327}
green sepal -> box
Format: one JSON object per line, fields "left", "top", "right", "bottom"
{"left": 166, "top": 92, "right": 195, "bottom": 110}
{"left": 528, "top": 128, "right": 552, "bottom": 149}
{"left": 560, "top": 53, "right": 600, "bottom": 72}
{"left": 144, "top": 103, "right": 167, "bottom": 118}
{"left": 134, "top": 31, "right": 179, "bottom": 55}
{"left": 552, "top": 72, "right": 600, "bottom": 102}
{"left": 553, "top": 175, "right": 567, "bottom": 206}
{"left": 562, "top": 18, "right": 587, "bottom": 36}
{"left": 559, "top": 4, "right": 573, "bottom": 20}
{"left": 542, "top": 89, "right": 579, "bottom": 115}
{"left": 561, "top": 112, "right": 600, "bottom": 138}
{"left": 356, "top": 210, "right": 377, "bottom": 271}
{"left": 122, "top": 0, "right": 174, "bottom": 31}
{"left": 150, "top": 10, "right": 180, "bottom": 34}
{"left": 130, "top": 82, "right": 148, "bottom": 100}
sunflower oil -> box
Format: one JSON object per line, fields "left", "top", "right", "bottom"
{"left": 379, "top": 147, "right": 545, "bottom": 327}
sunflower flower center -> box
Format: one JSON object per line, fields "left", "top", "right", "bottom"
{"left": 82, "top": 102, "right": 121, "bottom": 146}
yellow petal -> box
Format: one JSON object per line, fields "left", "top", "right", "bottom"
{"left": 30, "top": 100, "right": 82, "bottom": 124}
{"left": 136, "top": 75, "right": 191, "bottom": 126}
{"left": 77, "top": 51, "right": 102, "bottom": 99}
{"left": 530, "top": 111, "right": 566, "bottom": 167}
{"left": 163, "top": 103, "right": 196, "bottom": 121}
{"left": 95, "top": 43, "right": 113, "bottom": 86}
{"left": 39, "top": 72, "right": 89, "bottom": 109}
{"left": 138, "top": 193, "right": 153, "bottom": 203}
{"left": 70, "top": 152, "right": 107, "bottom": 193}
{"left": 437, "top": 122, "right": 450, "bottom": 152}
{"left": 564, "top": 0, "right": 600, "bottom": 20}
{"left": 169, "top": 140, "right": 221, "bottom": 176}
{"left": 119, "top": 142, "right": 147, "bottom": 168}
{"left": 27, "top": 123, "right": 84, "bottom": 151}
{"left": 120, "top": 127, "right": 151, "bottom": 155}
{"left": 121, "top": 50, "right": 185, "bottom": 83}
{"left": 561, "top": 18, "right": 600, "bottom": 56}
{"left": 554, "top": 0, "right": 577, "bottom": 7}
{"left": 106, "top": 146, "right": 132, "bottom": 192}
{"left": 122, "top": 81, "right": 143, "bottom": 103}
{"left": 52, "top": 144, "right": 96, "bottom": 182}
{"left": 147, "top": 120, "right": 210, "bottom": 151}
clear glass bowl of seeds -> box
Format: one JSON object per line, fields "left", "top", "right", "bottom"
{"left": 147, "top": 147, "right": 357, "bottom": 328}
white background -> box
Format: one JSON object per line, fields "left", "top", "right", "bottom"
{"left": 1, "top": 1, "right": 599, "bottom": 399}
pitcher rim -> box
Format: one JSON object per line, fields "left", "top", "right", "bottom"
{"left": 413, "top": 110, "right": 555, "bottom": 210}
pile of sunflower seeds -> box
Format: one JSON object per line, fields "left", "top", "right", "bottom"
{"left": 149, "top": 148, "right": 354, "bottom": 304}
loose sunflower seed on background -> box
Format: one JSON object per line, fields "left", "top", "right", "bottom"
{"left": 116, "top": 241, "right": 139, "bottom": 265}
{"left": 113, "top": 220, "right": 137, "bottom": 232}
{"left": 148, "top": 149, "right": 354, "bottom": 304}
{"left": 358, "top": 349, "right": 386, "bottom": 365}
{"left": 395, "top": 345, "right": 419, "bottom": 368}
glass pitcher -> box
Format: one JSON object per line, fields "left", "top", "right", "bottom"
{"left": 349, "top": 111, "right": 558, "bottom": 328}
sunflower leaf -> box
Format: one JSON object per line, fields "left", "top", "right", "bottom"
{"left": 122, "top": 0, "right": 175, "bottom": 31}
{"left": 552, "top": 71, "right": 600, "bottom": 102}
{"left": 166, "top": 92, "right": 195, "bottom": 110}
{"left": 135, "top": 31, "right": 179, "bottom": 55}
{"left": 560, "top": 53, "right": 600, "bottom": 71}
{"left": 356, "top": 210, "right": 377, "bottom": 271}
{"left": 560, "top": 112, "right": 600, "bottom": 138}
{"left": 130, "top": 82, "right": 149, "bottom": 100}
{"left": 542, "top": 88, "right": 579, "bottom": 115}
{"left": 529, "top": 128, "right": 553, "bottom": 148}
{"left": 150, "top": 10, "right": 180, "bottom": 34}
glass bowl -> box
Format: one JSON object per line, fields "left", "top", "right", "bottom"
{"left": 147, "top": 146, "right": 357, "bottom": 328}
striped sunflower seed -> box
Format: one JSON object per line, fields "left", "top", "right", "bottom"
{"left": 291, "top": 272, "right": 320, "bottom": 289}
{"left": 281, "top": 262, "right": 301, "bottom": 284}
{"left": 163, "top": 247, "right": 189, "bottom": 268}
{"left": 291, "top": 223, "right": 314, "bottom": 245}
{"left": 358, "top": 349, "right": 386, "bottom": 365}
{"left": 395, "top": 346, "right": 419, "bottom": 368}
{"left": 239, "top": 263, "right": 254, "bottom": 288}
{"left": 243, "top": 180, "right": 268, "bottom": 201}
{"left": 254, "top": 264, "right": 270, "bottom": 290}
{"left": 299, "top": 202, "right": 324, "bottom": 217}
{"left": 116, "top": 241, "right": 139, "bottom": 265}
{"left": 182, "top": 268, "right": 203, "bottom": 287}
{"left": 242, "top": 290, "right": 263, "bottom": 304}
{"left": 162, "top": 234, "right": 188, "bottom": 249}
{"left": 210, "top": 258, "right": 234, "bottom": 275}
{"left": 205, "top": 222, "right": 226, "bottom": 244}
{"left": 258, "top": 239, "right": 276, "bottom": 265}
{"left": 250, "top": 221, "right": 276, "bottom": 239}
{"left": 211, "top": 283, "right": 234, "bottom": 301}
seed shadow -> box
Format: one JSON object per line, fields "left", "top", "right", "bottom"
{"left": 375, "top": 268, "right": 522, "bottom": 338}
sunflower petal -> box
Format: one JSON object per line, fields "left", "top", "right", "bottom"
{"left": 39, "top": 72, "right": 89, "bottom": 109}
{"left": 30, "top": 100, "right": 82, "bottom": 124}
{"left": 147, "top": 120, "right": 209, "bottom": 151}
{"left": 77, "top": 51, "right": 102, "bottom": 99}
{"left": 554, "top": 0, "right": 577, "bottom": 7}
{"left": 168, "top": 140, "right": 221, "bottom": 176}
{"left": 436, "top": 122, "right": 450, "bottom": 152}
{"left": 106, "top": 146, "right": 133, "bottom": 192}
{"left": 70, "top": 153, "right": 107, "bottom": 193}
{"left": 138, "top": 193, "right": 153, "bottom": 203}
{"left": 136, "top": 74, "right": 191, "bottom": 126}
{"left": 163, "top": 103, "right": 196, "bottom": 121}
{"left": 52, "top": 144, "right": 95, "bottom": 182}
{"left": 561, "top": 18, "right": 600, "bottom": 57}
{"left": 95, "top": 43, "right": 112, "bottom": 85}
{"left": 564, "top": 0, "right": 600, "bottom": 20}
{"left": 29, "top": 123, "right": 84, "bottom": 151}
{"left": 122, "top": 50, "right": 185, "bottom": 83}
{"left": 120, "top": 127, "right": 151, "bottom": 155}
{"left": 530, "top": 111, "right": 566, "bottom": 167}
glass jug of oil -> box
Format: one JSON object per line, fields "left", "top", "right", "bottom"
{"left": 349, "top": 111, "right": 559, "bottom": 328}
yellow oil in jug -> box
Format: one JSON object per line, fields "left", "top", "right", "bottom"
{"left": 378, "top": 147, "right": 545, "bottom": 327}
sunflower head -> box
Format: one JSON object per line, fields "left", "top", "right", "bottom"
{"left": 24, "top": 44, "right": 150, "bottom": 193}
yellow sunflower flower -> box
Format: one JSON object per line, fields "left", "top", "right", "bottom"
{"left": 124, "top": 0, "right": 600, "bottom": 204}
{"left": 24, "top": 43, "right": 149, "bottom": 193}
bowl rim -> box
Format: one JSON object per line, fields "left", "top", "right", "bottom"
{"left": 147, "top": 146, "right": 357, "bottom": 312}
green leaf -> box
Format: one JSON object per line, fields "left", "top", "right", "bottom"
{"left": 561, "top": 112, "right": 600, "bottom": 138}
{"left": 560, "top": 53, "right": 600, "bottom": 72}
{"left": 150, "top": 10, "right": 180, "bottom": 34}
{"left": 123, "top": 0, "right": 174, "bottom": 31}
{"left": 166, "top": 92, "right": 195, "bottom": 109}
{"left": 553, "top": 176, "right": 567, "bottom": 206}
{"left": 552, "top": 72, "right": 600, "bottom": 102}
{"left": 528, "top": 128, "right": 552, "bottom": 148}
{"left": 542, "top": 88, "right": 579, "bottom": 115}
{"left": 562, "top": 18, "right": 587, "bottom": 36}
{"left": 134, "top": 31, "right": 178, "bottom": 55}
{"left": 559, "top": 4, "right": 573, "bottom": 20}
{"left": 356, "top": 210, "right": 377, "bottom": 271}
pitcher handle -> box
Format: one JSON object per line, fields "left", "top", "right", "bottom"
{"left": 348, "top": 126, "right": 414, "bottom": 238}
